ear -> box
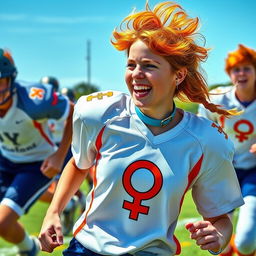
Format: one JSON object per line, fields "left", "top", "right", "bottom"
{"left": 175, "top": 67, "right": 187, "bottom": 86}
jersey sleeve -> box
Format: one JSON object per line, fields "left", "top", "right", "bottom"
{"left": 17, "top": 81, "right": 69, "bottom": 120}
{"left": 71, "top": 90, "right": 127, "bottom": 169}
{"left": 71, "top": 100, "right": 98, "bottom": 169}
{"left": 191, "top": 122, "right": 244, "bottom": 218}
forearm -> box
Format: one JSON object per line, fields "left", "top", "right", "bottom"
{"left": 55, "top": 102, "right": 74, "bottom": 160}
{"left": 46, "top": 157, "right": 88, "bottom": 216}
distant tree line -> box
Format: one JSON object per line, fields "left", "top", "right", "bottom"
{"left": 72, "top": 81, "right": 99, "bottom": 100}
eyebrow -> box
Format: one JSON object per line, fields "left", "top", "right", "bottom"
{"left": 127, "top": 58, "right": 161, "bottom": 64}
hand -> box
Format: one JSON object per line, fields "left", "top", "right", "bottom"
{"left": 38, "top": 212, "right": 63, "bottom": 252}
{"left": 249, "top": 143, "right": 256, "bottom": 154}
{"left": 185, "top": 221, "right": 224, "bottom": 252}
{"left": 40, "top": 152, "right": 63, "bottom": 178}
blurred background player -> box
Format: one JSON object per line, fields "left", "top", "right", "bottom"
{"left": 0, "top": 48, "right": 73, "bottom": 256}
{"left": 40, "top": 77, "right": 87, "bottom": 236}
{"left": 198, "top": 44, "right": 256, "bottom": 256}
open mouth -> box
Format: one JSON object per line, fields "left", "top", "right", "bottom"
{"left": 236, "top": 79, "right": 248, "bottom": 86}
{"left": 237, "top": 79, "right": 247, "bottom": 83}
{"left": 133, "top": 85, "right": 152, "bottom": 97}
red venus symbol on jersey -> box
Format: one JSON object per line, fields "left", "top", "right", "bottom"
{"left": 122, "top": 160, "right": 163, "bottom": 220}
{"left": 234, "top": 120, "right": 254, "bottom": 142}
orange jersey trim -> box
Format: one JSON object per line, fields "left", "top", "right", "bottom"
{"left": 74, "top": 126, "right": 106, "bottom": 237}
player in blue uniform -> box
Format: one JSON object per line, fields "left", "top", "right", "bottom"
{"left": 0, "top": 49, "right": 73, "bottom": 256}
{"left": 198, "top": 44, "right": 256, "bottom": 256}
{"left": 38, "top": 2, "right": 243, "bottom": 256}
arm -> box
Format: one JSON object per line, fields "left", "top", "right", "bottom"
{"left": 185, "top": 214, "right": 232, "bottom": 254}
{"left": 41, "top": 101, "right": 74, "bottom": 178}
{"left": 38, "top": 157, "right": 89, "bottom": 252}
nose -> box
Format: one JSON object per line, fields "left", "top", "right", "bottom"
{"left": 132, "top": 66, "right": 145, "bottom": 79}
{"left": 238, "top": 69, "right": 244, "bottom": 75}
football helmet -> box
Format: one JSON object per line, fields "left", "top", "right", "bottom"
{"left": 40, "top": 76, "right": 59, "bottom": 92}
{"left": 0, "top": 48, "right": 18, "bottom": 105}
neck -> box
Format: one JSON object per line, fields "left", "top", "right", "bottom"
{"left": 135, "top": 102, "right": 176, "bottom": 127}
{"left": 235, "top": 89, "right": 256, "bottom": 102}
{"left": 148, "top": 108, "right": 183, "bottom": 135}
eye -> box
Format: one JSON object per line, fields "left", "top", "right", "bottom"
{"left": 144, "top": 63, "right": 157, "bottom": 69}
{"left": 232, "top": 67, "right": 240, "bottom": 73}
{"left": 126, "top": 63, "right": 136, "bottom": 69}
{"left": 244, "top": 66, "right": 252, "bottom": 72}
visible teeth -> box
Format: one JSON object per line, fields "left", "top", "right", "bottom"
{"left": 134, "top": 85, "right": 150, "bottom": 90}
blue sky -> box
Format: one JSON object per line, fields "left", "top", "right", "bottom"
{"left": 1, "top": 0, "right": 256, "bottom": 93}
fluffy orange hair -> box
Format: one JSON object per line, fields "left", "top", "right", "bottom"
{"left": 111, "top": 1, "right": 236, "bottom": 117}
{"left": 225, "top": 44, "right": 256, "bottom": 74}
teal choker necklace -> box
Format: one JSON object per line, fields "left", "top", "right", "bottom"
{"left": 135, "top": 103, "right": 176, "bottom": 127}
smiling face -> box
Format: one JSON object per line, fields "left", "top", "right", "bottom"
{"left": 230, "top": 63, "right": 256, "bottom": 93}
{"left": 125, "top": 40, "right": 178, "bottom": 119}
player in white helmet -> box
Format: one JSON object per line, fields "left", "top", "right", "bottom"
{"left": 0, "top": 49, "right": 73, "bottom": 256}
{"left": 38, "top": 2, "right": 243, "bottom": 256}
{"left": 198, "top": 44, "right": 256, "bottom": 256}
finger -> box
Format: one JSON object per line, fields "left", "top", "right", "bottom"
{"left": 40, "top": 160, "right": 48, "bottom": 172}
{"left": 39, "top": 233, "right": 61, "bottom": 252}
{"left": 190, "top": 226, "right": 215, "bottom": 239}
{"left": 195, "top": 234, "right": 217, "bottom": 246}
{"left": 54, "top": 226, "right": 64, "bottom": 245}
{"left": 200, "top": 240, "right": 221, "bottom": 251}
{"left": 38, "top": 235, "right": 54, "bottom": 253}
{"left": 185, "top": 223, "right": 193, "bottom": 230}
{"left": 187, "top": 221, "right": 210, "bottom": 232}
{"left": 185, "top": 222, "right": 197, "bottom": 233}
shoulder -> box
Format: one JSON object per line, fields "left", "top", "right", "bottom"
{"left": 209, "top": 85, "right": 234, "bottom": 102}
{"left": 16, "top": 80, "right": 68, "bottom": 119}
{"left": 185, "top": 112, "right": 234, "bottom": 158}
{"left": 16, "top": 80, "right": 54, "bottom": 104}
{"left": 16, "top": 80, "right": 52, "bottom": 98}
{"left": 74, "top": 91, "right": 130, "bottom": 126}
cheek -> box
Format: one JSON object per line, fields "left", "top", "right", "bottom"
{"left": 125, "top": 71, "right": 131, "bottom": 85}
{"left": 230, "top": 73, "right": 237, "bottom": 82}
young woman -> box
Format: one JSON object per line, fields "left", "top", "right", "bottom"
{"left": 198, "top": 44, "right": 256, "bottom": 256}
{"left": 39, "top": 2, "right": 243, "bottom": 255}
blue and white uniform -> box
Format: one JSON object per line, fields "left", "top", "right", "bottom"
{"left": 69, "top": 91, "right": 243, "bottom": 256}
{"left": 0, "top": 80, "right": 70, "bottom": 216}
{"left": 198, "top": 86, "right": 256, "bottom": 254}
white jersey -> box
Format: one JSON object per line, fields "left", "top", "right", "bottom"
{"left": 48, "top": 118, "right": 66, "bottom": 144}
{"left": 0, "top": 81, "right": 70, "bottom": 163}
{"left": 198, "top": 86, "right": 256, "bottom": 169}
{"left": 72, "top": 91, "right": 243, "bottom": 256}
